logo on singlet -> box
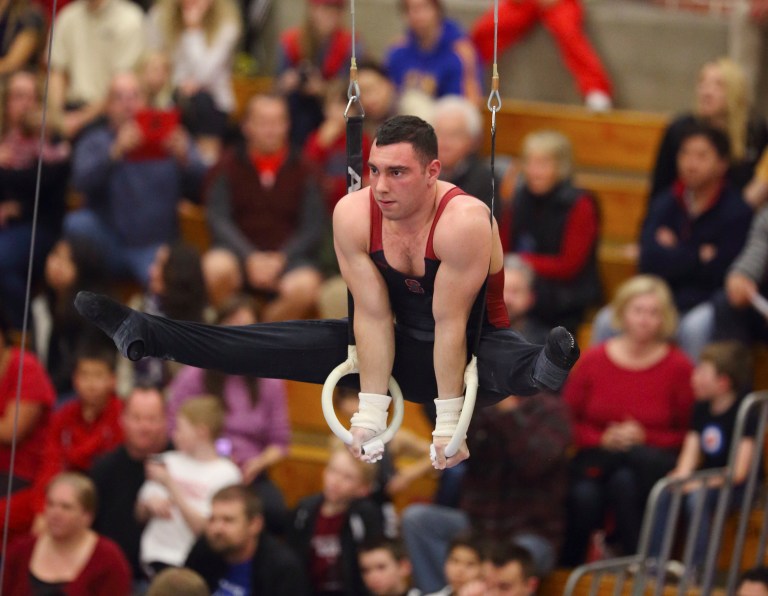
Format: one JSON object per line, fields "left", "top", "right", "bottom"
{"left": 405, "top": 279, "right": 425, "bottom": 294}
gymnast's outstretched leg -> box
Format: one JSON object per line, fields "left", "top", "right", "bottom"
{"left": 75, "top": 291, "right": 350, "bottom": 384}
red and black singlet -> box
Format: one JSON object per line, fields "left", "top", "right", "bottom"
{"left": 368, "top": 186, "right": 509, "bottom": 338}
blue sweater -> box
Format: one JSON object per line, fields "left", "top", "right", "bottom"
{"left": 385, "top": 18, "right": 480, "bottom": 98}
{"left": 72, "top": 125, "right": 207, "bottom": 247}
{"left": 639, "top": 182, "right": 753, "bottom": 311}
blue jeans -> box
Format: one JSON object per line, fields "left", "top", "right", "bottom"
{"left": 401, "top": 504, "right": 556, "bottom": 592}
{"left": 0, "top": 223, "right": 55, "bottom": 328}
{"left": 63, "top": 209, "right": 161, "bottom": 286}
{"left": 590, "top": 301, "right": 714, "bottom": 362}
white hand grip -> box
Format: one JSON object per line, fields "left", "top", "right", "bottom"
{"left": 321, "top": 345, "right": 405, "bottom": 455}
{"left": 442, "top": 356, "right": 478, "bottom": 458}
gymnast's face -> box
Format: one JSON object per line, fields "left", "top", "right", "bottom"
{"left": 368, "top": 140, "right": 440, "bottom": 221}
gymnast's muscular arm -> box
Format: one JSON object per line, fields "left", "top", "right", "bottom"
{"left": 430, "top": 197, "right": 497, "bottom": 468}
{"left": 333, "top": 190, "right": 395, "bottom": 453}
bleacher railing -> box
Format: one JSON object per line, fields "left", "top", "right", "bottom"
{"left": 564, "top": 391, "right": 768, "bottom": 596}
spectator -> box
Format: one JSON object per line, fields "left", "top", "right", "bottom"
{"left": 359, "top": 538, "right": 421, "bottom": 596}
{"left": 185, "top": 484, "right": 310, "bottom": 595}
{"left": 0, "top": 306, "right": 55, "bottom": 541}
{"left": 48, "top": 0, "right": 145, "bottom": 139}
{"left": 0, "top": 0, "right": 45, "bottom": 76}
{"left": 167, "top": 294, "right": 291, "bottom": 535}
{"left": 649, "top": 341, "right": 757, "bottom": 578}
{"left": 31, "top": 339, "right": 123, "bottom": 521}
{"left": 422, "top": 534, "right": 483, "bottom": 596}
{"left": 638, "top": 123, "right": 753, "bottom": 360}
{"left": 470, "top": 0, "right": 613, "bottom": 112}
{"left": 201, "top": 247, "right": 243, "bottom": 310}
{"left": 0, "top": 69, "right": 71, "bottom": 330}
{"left": 385, "top": 0, "right": 482, "bottom": 105}
{"left": 729, "top": 0, "right": 767, "bottom": 113}
{"left": 64, "top": 71, "right": 207, "bottom": 287}
{"left": 432, "top": 94, "right": 497, "bottom": 212}
{"left": 503, "top": 254, "right": 549, "bottom": 345}
{"left": 303, "top": 79, "right": 372, "bottom": 214}
{"left": 402, "top": 392, "right": 570, "bottom": 592}
{"left": 287, "top": 440, "right": 384, "bottom": 596}
{"left": 32, "top": 238, "right": 110, "bottom": 399}
{"left": 205, "top": 93, "right": 327, "bottom": 321}
{"left": 737, "top": 566, "right": 768, "bottom": 596}
{"left": 649, "top": 57, "right": 768, "bottom": 201}
{"left": 146, "top": 0, "right": 242, "bottom": 164}
{"left": 714, "top": 203, "right": 768, "bottom": 345}
{"left": 139, "top": 50, "right": 174, "bottom": 109}
{"left": 500, "top": 129, "right": 600, "bottom": 332}
{"left": 90, "top": 385, "right": 170, "bottom": 587}
{"left": 147, "top": 568, "right": 209, "bottom": 596}
{"left": 357, "top": 60, "right": 398, "bottom": 137}
{"left": 137, "top": 396, "right": 242, "bottom": 574}
{"left": 127, "top": 241, "right": 208, "bottom": 389}
{"left": 277, "top": 0, "right": 360, "bottom": 148}
{"left": 335, "top": 385, "right": 433, "bottom": 538}
{"left": 560, "top": 275, "right": 694, "bottom": 566}
{"left": 473, "top": 542, "right": 539, "bottom": 596}
{"left": 744, "top": 146, "right": 768, "bottom": 209}
{"left": 2, "top": 472, "right": 132, "bottom": 596}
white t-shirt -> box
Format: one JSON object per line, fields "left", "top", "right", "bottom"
{"left": 138, "top": 450, "right": 242, "bottom": 567}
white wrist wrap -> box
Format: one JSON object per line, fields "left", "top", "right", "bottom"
{"left": 432, "top": 396, "right": 465, "bottom": 438}
{"left": 350, "top": 392, "right": 391, "bottom": 434}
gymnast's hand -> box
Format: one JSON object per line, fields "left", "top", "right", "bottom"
{"left": 348, "top": 426, "right": 383, "bottom": 463}
{"left": 430, "top": 436, "right": 469, "bottom": 470}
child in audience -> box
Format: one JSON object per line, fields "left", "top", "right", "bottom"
{"left": 137, "top": 396, "right": 242, "bottom": 575}
{"left": 335, "top": 386, "right": 433, "bottom": 537}
{"left": 424, "top": 534, "right": 484, "bottom": 596}
{"left": 32, "top": 339, "right": 123, "bottom": 519}
{"left": 650, "top": 341, "right": 757, "bottom": 572}
{"left": 359, "top": 538, "right": 422, "bottom": 596}
{"left": 287, "top": 440, "right": 384, "bottom": 596}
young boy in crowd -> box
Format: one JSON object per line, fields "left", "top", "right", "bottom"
{"left": 359, "top": 538, "right": 421, "bottom": 596}
{"left": 32, "top": 340, "right": 124, "bottom": 518}
{"left": 461, "top": 542, "right": 539, "bottom": 596}
{"left": 424, "top": 534, "right": 484, "bottom": 596}
{"left": 650, "top": 341, "right": 758, "bottom": 572}
{"left": 287, "top": 440, "right": 384, "bottom": 596}
{"left": 137, "top": 395, "right": 242, "bottom": 574}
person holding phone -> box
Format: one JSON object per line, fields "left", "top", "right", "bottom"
{"left": 62, "top": 71, "right": 207, "bottom": 288}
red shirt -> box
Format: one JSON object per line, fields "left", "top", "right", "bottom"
{"left": 3, "top": 534, "right": 132, "bottom": 596}
{"left": 0, "top": 348, "right": 55, "bottom": 480}
{"left": 33, "top": 396, "right": 124, "bottom": 512}
{"left": 564, "top": 344, "right": 694, "bottom": 450}
{"left": 309, "top": 511, "right": 346, "bottom": 593}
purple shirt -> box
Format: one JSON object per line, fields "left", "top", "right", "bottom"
{"left": 167, "top": 366, "right": 291, "bottom": 466}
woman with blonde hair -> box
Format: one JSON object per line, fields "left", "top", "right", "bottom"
{"left": 2, "top": 472, "right": 132, "bottom": 595}
{"left": 650, "top": 57, "right": 768, "bottom": 200}
{"left": 146, "top": 0, "right": 242, "bottom": 164}
{"left": 500, "top": 129, "right": 601, "bottom": 332}
{"left": 560, "top": 275, "right": 695, "bottom": 566}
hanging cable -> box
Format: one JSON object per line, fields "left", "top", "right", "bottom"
{"left": 0, "top": 0, "right": 59, "bottom": 590}
{"left": 322, "top": 0, "right": 404, "bottom": 459}
{"left": 441, "top": 0, "right": 501, "bottom": 460}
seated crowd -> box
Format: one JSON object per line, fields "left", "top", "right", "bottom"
{"left": 0, "top": 0, "right": 766, "bottom": 594}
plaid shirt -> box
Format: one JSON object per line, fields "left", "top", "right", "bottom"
{"left": 460, "top": 393, "right": 572, "bottom": 549}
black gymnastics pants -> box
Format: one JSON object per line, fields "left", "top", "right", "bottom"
{"left": 126, "top": 315, "right": 549, "bottom": 407}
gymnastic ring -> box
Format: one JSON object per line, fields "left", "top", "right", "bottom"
{"left": 321, "top": 345, "right": 405, "bottom": 457}
{"left": 442, "top": 355, "right": 478, "bottom": 459}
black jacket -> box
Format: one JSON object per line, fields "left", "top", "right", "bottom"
{"left": 185, "top": 532, "right": 310, "bottom": 595}
{"left": 287, "top": 493, "right": 384, "bottom": 596}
